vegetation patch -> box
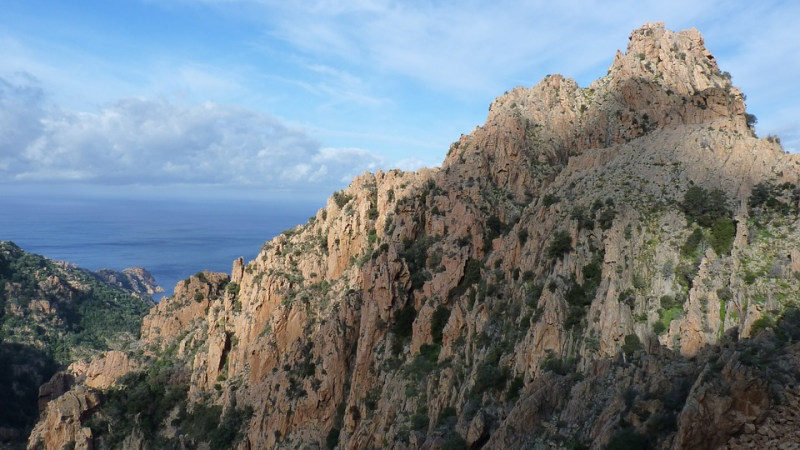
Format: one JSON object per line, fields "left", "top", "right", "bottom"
{"left": 471, "top": 346, "right": 508, "bottom": 396}
{"left": 564, "top": 258, "right": 603, "bottom": 330}
{"left": 606, "top": 428, "right": 650, "bottom": 450}
{"left": 400, "top": 236, "right": 435, "bottom": 291}
{"left": 622, "top": 334, "right": 643, "bottom": 357}
{"left": 485, "top": 215, "right": 510, "bottom": 242}
{"left": 540, "top": 350, "right": 575, "bottom": 376}
{"left": 542, "top": 193, "right": 560, "bottom": 207}
{"left": 547, "top": 230, "right": 573, "bottom": 261}
{"left": 0, "top": 242, "right": 154, "bottom": 442}
{"left": 449, "top": 259, "right": 482, "bottom": 300}
{"left": 679, "top": 186, "right": 735, "bottom": 255}
{"left": 653, "top": 296, "right": 684, "bottom": 335}
{"left": 404, "top": 343, "right": 441, "bottom": 382}
{"left": 391, "top": 304, "right": 417, "bottom": 341}
{"left": 332, "top": 190, "right": 353, "bottom": 208}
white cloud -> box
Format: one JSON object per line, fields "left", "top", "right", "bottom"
{"left": 393, "top": 157, "right": 428, "bottom": 172}
{"left": 0, "top": 75, "right": 389, "bottom": 189}
{"left": 313, "top": 146, "right": 387, "bottom": 181}
{"left": 0, "top": 72, "right": 47, "bottom": 157}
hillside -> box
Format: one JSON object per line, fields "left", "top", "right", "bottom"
{"left": 29, "top": 23, "right": 800, "bottom": 450}
{"left": 0, "top": 241, "right": 156, "bottom": 447}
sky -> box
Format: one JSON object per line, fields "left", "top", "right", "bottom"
{"left": 1, "top": 0, "right": 799, "bottom": 201}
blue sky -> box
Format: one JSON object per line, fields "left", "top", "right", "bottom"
{"left": 1, "top": 0, "right": 799, "bottom": 201}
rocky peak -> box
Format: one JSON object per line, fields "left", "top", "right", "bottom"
{"left": 453, "top": 22, "right": 751, "bottom": 196}
{"left": 613, "top": 22, "right": 727, "bottom": 96}
{"left": 602, "top": 22, "right": 748, "bottom": 130}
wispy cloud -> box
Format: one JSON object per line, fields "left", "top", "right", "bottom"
{"left": 248, "top": 0, "right": 731, "bottom": 92}
{"left": 234, "top": 0, "right": 799, "bottom": 149}
{"left": 0, "top": 75, "right": 386, "bottom": 189}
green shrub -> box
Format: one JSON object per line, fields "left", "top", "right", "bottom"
{"left": 571, "top": 206, "right": 594, "bottom": 230}
{"left": 583, "top": 260, "right": 602, "bottom": 286}
{"left": 486, "top": 215, "right": 507, "bottom": 241}
{"left": 777, "top": 308, "right": 800, "bottom": 342}
{"left": 404, "top": 343, "right": 441, "bottom": 381}
{"left": 542, "top": 193, "right": 560, "bottom": 207}
{"left": 527, "top": 284, "right": 543, "bottom": 309}
{"left": 400, "top": 236, "right": 434, "bottom": 291}
{"left": 368, "top": 205, "right": 379, "bottom": 220}
{"left": 567, "top": 283, "right": 591, "bottom": 308}
{"left": 654, "top": 301, "right": 683, "bottom": 336}
{"left": 505, "top": 376, "right": 524, "bottom": 401}
{"left": 748, "top": 181, "right": 797, "bottom": 218}
{"left": 618, "top": 289, "right": 635, "bottom": 309}
{"left": 449, "top": 259, "right": 482, "bottom": 300}
{"left": 473, "top": 363, "right": 507, "bottom": 396}
{"left": 681, "top": 228, "right": 705, "bottom": 258}
{"left": 597, "top": 208, "right": 616, "bottom": 230}
{"left": 226, "top": 282, "right": 240, "bottom": 297}
{"left": 540, "top": 350, "right": 575, "bottom": 375}
{"left": 441, "top": 433, "right": 467, "bottom": 450}
{"left": 676, "top": 261, "right": 700, "bottom": 288}
{"left": 173, "top": 401, "right": 253, "bottom": 450}
{"left": 749, "top": 182, "right": 773, "bottom": 209}
{"left": 547, "top": 230, "right": 572, "bottom": 261}
{"left": 95, "top": 363, "right": 190, "bottom": 446}
{"left": 332, "top": 190, "right": 352, "bottom": 208}
{"left": 522, "top": 270, "right": 535, "bottom": 282}
{"left": 606, "top": 428, "right": 650, "bottom": 450}
{"left": 622, "top": 334, "right": 643, "bottom": 357}
{"left": 660, "top": 295, "right": 679, "bottom": 309}
{"left": 750, "top": 315, "right": 775, "bottom": 336}
{"left": 681, "top": 186, "right": 731, "bottom": 227}
{"left": 391, "top": 304, "right": 416, "bottom": 340}
{"left": 411, "top": 414, "right": 428, "bottom": 431}
{"left": 517, "top": 228, "right": 529, "bottom": 245}
{"left": 437, "top": 406, "right": 458, "bottom": 425}
{"left": 326, "top": 428, "right": 340, "bottom": 450}
{"left": 564, "top": 275, "right": 598, "bottom": 330}
{"left": 710, "top": 218, "right": 736, "bottom": 255}
{"left": 472, "top": 347, "right": 507, "bottom": 395}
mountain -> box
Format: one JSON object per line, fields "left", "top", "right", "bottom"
{"left": 28, "top": 23, "right": 800, "bottom": 450}
{"left": 0, "top": 241, "right": 156, "bottom": 448}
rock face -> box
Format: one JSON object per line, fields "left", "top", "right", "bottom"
{"left": 93, "top": 267, "right": 164, "bottom": 297}
{"left": 28, "top": 387, "right": 100, "bottom": 450}
{"left": 29, "top": 23, "right": 800, "bottom": 450}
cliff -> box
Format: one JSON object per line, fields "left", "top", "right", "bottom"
{"left": 29, "top": 23, "right": 800, "bottom": 450}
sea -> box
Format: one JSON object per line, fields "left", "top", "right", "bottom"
{"left": 0, "top": 190, "right": 323, "bottom": 300}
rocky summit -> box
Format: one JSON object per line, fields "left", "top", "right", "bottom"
{"left": 28, "top": 23, "right": 800, "bottom": 450}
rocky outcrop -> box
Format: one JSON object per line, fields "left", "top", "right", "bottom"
{"left": 139, "top": 271, "right": 229, "bottom": 350}
{"left": 28, "top": 387, "right": 100, "bottom": 450}
{"left": 29, "top": 23, "right": 800, "bottom": 450}
{"left": 94, "top": 267, "right": 163, "bottom": 297}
